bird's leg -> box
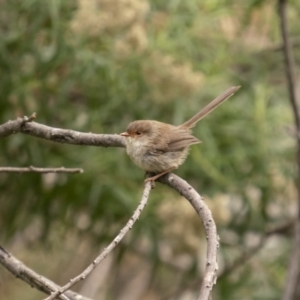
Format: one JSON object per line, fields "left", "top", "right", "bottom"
{"left": 144, "top": 168, "right": 175, "bottom": 187}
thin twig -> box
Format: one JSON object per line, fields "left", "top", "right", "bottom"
{"left": 0, "top": 246, "right": 91, "bottom": 300}
{"left": 278, "top": 0, "right": 299, "bottom": 130}
{"left": 22, "top": 112, "right": 37, "bottom": 123}
{"left": 257, "top": 36, "right": 300, "bottom": 53}
{"left": 160, "top": 220, "right": 294, "bottom": 300}
{"left": 0, "top": 166, "right": 83, "bottom": 173}
{"left": 278, "top": 1, "right": 300, "bottom": 300}
{"left": 221, "top": 220, "right": 295, "bottom": 278}
{"left": 44, "top": 181, "right": 153, "bottom": 300}
{"left": 158, "top": 173, "right": 219, "bottom": 300}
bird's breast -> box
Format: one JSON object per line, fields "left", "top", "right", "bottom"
{"left": 125, "top": 137, "right": 189, "bottom": 173}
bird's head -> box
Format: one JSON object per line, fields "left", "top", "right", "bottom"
{"left": 120, "top": 120, "right": 153, "bottom": 141}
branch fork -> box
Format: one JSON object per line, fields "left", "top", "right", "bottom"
{"left": 0, "top": 115, "right": 219, "bottom": 300}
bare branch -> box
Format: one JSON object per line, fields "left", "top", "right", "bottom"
{"left": 257, "top": 36, "right": 300, "bottom": 53}
{"left": 158, "top": 173, "right": 219, "bottom": 300}
{"left": 44, "top": 181, "right": 152, "bottom": 300}
{"left": 1, "top": 114, "right": 219, "bottom": 300}
{"left": 283, "top": 222, "right": 300, "bottom": 300}
{"left": 0, "top": 166, "right": 83, "bottom": 173}
{"left": 220, "top": 220, "right": 294, "bottom": 279}
{"left": 160, "top": 219, "right": 294, "bottom": 300}
{"left": 0, "top": 246, "right": 92, "bottom": 300}
{"left": 0, "top": 116, "right": 125, "bottom": 148}
{"left": 278, "top": 1, "right": 300, "bottom": 299}
{"left": 278, "top": 0, "right": 299, "bottom": 130}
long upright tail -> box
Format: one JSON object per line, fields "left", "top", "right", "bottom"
{"left": 180, "top": 86, "right": 241, "bottom": 129}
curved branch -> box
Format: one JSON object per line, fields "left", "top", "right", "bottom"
{"left": 0, "top": 246, "right": 91, "bottom": 300}
{"left": 44, "top": 181, "right": 153, "bottom": 300}
{"left": 158, "top": 173, "right": 219, "bottom": 300}
{"left": 0, "top": 115, "right": 219, "bottom": 300}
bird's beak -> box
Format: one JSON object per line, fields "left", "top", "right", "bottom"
{"left": 120, "top": 132, "right": 130, "bottom": 137}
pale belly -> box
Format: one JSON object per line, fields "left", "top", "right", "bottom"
{"left": 125, "top": 138, "right": 189, "bottom": 173}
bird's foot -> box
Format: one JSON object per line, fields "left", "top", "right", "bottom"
{"left": 144, "top": 168, "right": 174, "bottom": 188}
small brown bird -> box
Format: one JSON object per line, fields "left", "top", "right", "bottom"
{"left": 121, "top": 86, "right": 240, "bottom": 182}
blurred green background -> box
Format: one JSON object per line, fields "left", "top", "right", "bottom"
{"left": 0, "top": 0, "right": 299, "bottom": 299}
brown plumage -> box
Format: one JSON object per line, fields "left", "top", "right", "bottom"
{"left": 121, "top": 86, "right": 240, "bottom": 181}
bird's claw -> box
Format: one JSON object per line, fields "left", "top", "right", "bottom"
{"left": 144, "top": 177, "right": 156, "bottom": 189}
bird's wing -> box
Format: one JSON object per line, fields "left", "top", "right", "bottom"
{"left": 145, "top": 125, "right": 201, "bottom": 156}
{"left": 166, "top": 127, "right": 201, "bottom": 151}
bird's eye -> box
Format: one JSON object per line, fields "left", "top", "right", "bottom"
{"left": 136, "top": 131, "right": 142, "bottom": 135}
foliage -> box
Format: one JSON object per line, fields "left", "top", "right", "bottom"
{"left": 0, "top": 0, "right": 300, "bottom": 299}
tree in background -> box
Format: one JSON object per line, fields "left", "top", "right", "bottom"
{"left": 0, "top": 0, "right": 299, "bottom": 299}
